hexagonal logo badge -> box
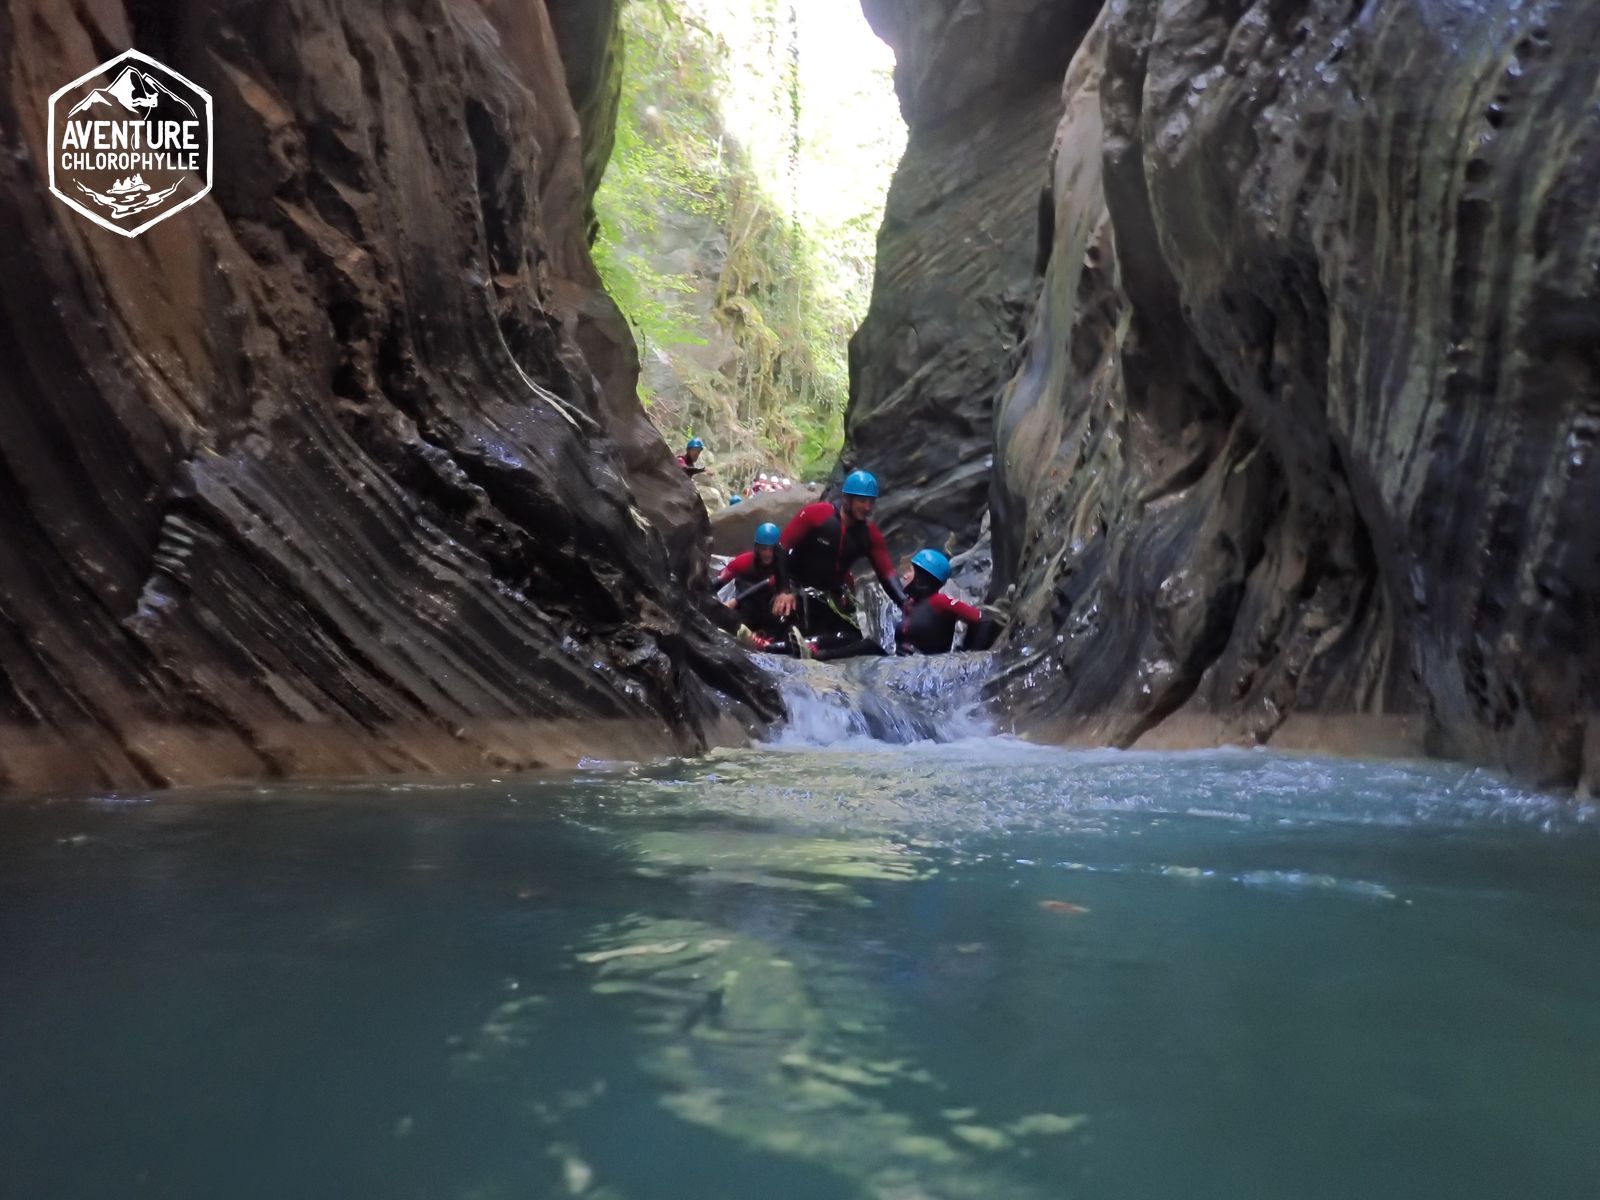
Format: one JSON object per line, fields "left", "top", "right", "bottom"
{"left": 47, "top": 49, "right": 212, "bottom": 238}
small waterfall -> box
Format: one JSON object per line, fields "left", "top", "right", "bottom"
{"left": 759, "top": 653, "right": 997, "bottom": 747}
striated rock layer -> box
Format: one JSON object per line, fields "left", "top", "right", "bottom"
{"left": 0, "top": 0, "right": 778, "bottom": 790}
{"left": 990, "top": 1, "right": 1599, "bottom": 790}
{"left": 839, "top": 0, "right": 1101, "bottom": 552}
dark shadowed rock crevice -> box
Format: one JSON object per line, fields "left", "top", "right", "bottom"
{"left": 0, "top": 0, "right": 776, "bottom": 790}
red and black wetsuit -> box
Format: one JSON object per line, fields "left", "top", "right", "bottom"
{"left": 676, "top": 454, "right": 705, "bottom": 476}
{"left": 897, "top": 592, "right": 984, "bottom": 654}
{"left": 780, "top": 503, "right": 908, "bottom": 605}
{"left": 716, "top": 550, "right": 791, "bottom": 634}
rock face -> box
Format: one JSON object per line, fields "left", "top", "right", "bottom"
{"left": 709, "top": 486, "right": 822, "bottom": 557}
{"left": 0, "top": 0, "right": 777, "bottom": 790}
{"left": 989, "top": 1, "right": 1600, "bottom": 790}
{"left": 545, "top": 0, "right": 622, "bottom": 239}
{"left": 839, "top": 0, "right": 1101, "bottom": 553}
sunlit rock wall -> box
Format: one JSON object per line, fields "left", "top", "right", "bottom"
{"left": 991, "top": 0, "right": 1600, "bottom": 790}
{"left": 0, "top": 0, "right": 777, "bottom": 789}
{"left": 840, "top": 0, "right": 1101, "bottom": 552}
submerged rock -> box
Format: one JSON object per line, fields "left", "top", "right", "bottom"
{"left": 0, "top": 0, "right": 777, "bottom": 789}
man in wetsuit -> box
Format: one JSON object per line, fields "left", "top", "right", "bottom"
{"left": 715, "top": 523, "right": 792, "bottom": 649}
{"left": 677, "top": 436, "right": 707, "bottom": 476}
{"left": 895, "top": 549, "right": 998, "bottom": 654}
{"left": 771, "top": 469, "right": 908, "bottom": 660}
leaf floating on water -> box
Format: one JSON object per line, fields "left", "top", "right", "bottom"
{"left": 577, "top": 940, "right": 690, "bottom": 964}
{"left": 1038, "top": 900, "right": 1090, "bottom": 914}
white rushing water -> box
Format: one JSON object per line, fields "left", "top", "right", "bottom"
{"left": 758, "top": 652, "right": 999, "bottom": 748}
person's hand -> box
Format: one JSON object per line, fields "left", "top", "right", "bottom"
{"left": 901, "top": 597, "right": 914, "bottom": 614}
{"left": 771, "top": 592, "right": 796, "bottom": 618}
{"left": 724, "top": 599, "right": 738, "bottom": 609}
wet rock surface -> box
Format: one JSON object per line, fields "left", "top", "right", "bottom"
{"left": 0, "top": 0, "right": 777, "bottom": 789}
{"left": 708, "top": 486, "right": 822, "bottom": 556}
{"left": 987, "top": 1, "right": 1600, "bottom": 788}
{"left": 840, "top": 0, "right": 1101, "bottom": 553}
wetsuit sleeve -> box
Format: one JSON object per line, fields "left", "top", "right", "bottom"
{"left": 867, "top": 524, "right": 908, "bottom": 606}
{"left": 717, "top": 551, "right": 754, "bottom": 586}
{"left": 771, "top": 548, "right": 791, "bottom": 594}
{"left": 930, "top": 593, "right": 984, "bottom": 624}
{"left": 780, "top": 503, "right": 833, "bottom": 548}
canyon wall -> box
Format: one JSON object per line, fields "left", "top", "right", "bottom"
{"left": 840, "top": 0, "right": 1101, "bottom": 552}
{"left": 983, "top": 0, "right": 1599, "bottom": 790}
{"left": 0, "top": 0, "right": 776, "bottom": 790}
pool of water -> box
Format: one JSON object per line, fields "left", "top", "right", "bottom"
{"left": 2, "top": 740, "right": 1597, "bottom": 1199}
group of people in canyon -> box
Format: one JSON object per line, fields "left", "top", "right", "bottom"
{"left": 675, "top": 435, "right": 801, "bottom": 502}
{"left": 704, "top": 469, "right": 1001, "bottom": 661}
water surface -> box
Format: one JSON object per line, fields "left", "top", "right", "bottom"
{"left": 2, "top": 740, "right": 1597, "bottom": 1199}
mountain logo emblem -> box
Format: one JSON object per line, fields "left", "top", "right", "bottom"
{"left": 47, "top": 49, "right": 212, "bottom": 237}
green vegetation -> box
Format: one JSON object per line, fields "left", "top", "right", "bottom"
{"left": 594, "top": 0, "right": 903, "bottom": 496}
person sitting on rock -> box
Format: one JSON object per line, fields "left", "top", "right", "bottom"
{"left": 895, "top": 549, "right": 997, "bottom": 654}
{"left": 677, "top": 437, "right": 707, "bottom": 476}
{"left": 773, "top": 470, "right": 909, "bottom": 615}
{"left": 715, "top": 523, "right": 793, "bottom": 649}
{"left": 757, "top": 469, "right": 908, "bottom": 661}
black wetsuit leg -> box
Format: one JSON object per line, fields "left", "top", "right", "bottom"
{"left": 734, "top": 592, "right": 790, "bottom": 638}
{"left": 792, "top": 590, "right": 886, "bottom": 660}
{"left": 810, "top": 631, "right": 887, "bottom": 661}
{"left": 961, "top": 616, "right": 1003, "bottom": 651}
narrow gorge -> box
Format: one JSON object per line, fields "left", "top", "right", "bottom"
{"left": 849, "top": 0, "right": 1599, "bottom": 792}
{"left": 1, "top": 0, "right": 1595, "bottom": 793}
{"left": 5, "top": 8, "right": 1600, "bottom": 1194}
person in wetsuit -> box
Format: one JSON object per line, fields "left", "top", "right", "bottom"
{"left": 715, "top": 523, "right": 792, "bottom": 648}
{"left": 771, "top": 470, "right": 909, "bottom": 660}
{"left": 895, "top": 549, "right": 1000, "bottom": 654}
{"left": 677, "top": 436, "right": 707, "bottom": 476}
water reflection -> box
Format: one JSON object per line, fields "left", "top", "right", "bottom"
{"left": 1, "top": 744, "right": 1597, "bottom": 1199}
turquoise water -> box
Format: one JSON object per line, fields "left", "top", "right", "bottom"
{"left": 2, "top": 741, "right": 1597, "bottom": 1199}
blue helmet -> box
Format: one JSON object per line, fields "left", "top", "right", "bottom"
{"left": 686, "top": 436, "right": 705, "bottom": 450}
{"left": 841, "top": 469, "right": 879, "bottom": 498}
{"left": 754, "top": 522, "right": 782, "bottom": 547}
{"left": 910, "top": 548, "right": 951, "bottom": 584}
{"left": 728, "top": 495, "right": 742, "bottom": 505}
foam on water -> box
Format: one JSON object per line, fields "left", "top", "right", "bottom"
{"left": 760, "top": 652, "right": 998, "bottom": 748}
